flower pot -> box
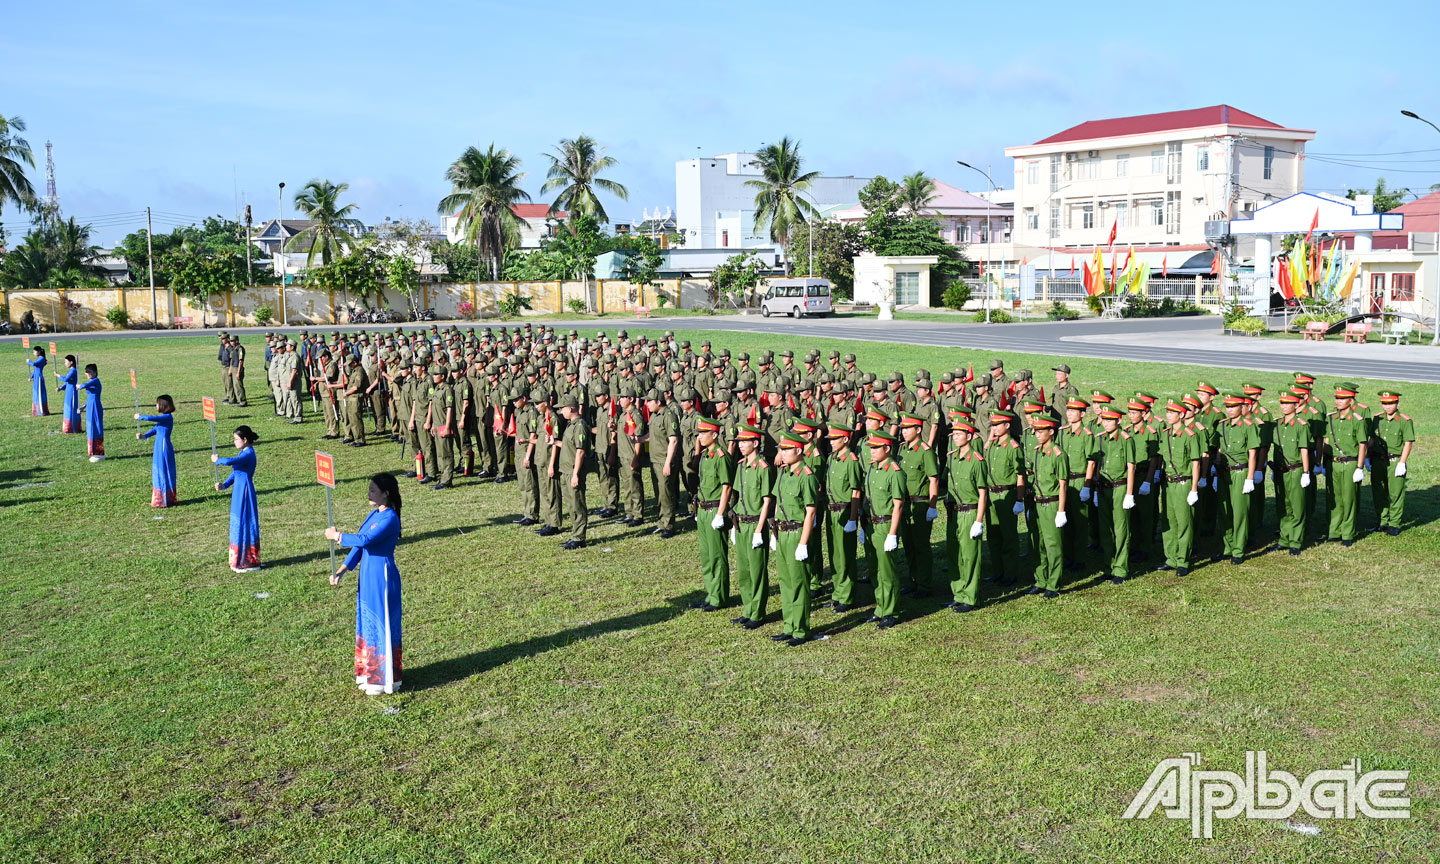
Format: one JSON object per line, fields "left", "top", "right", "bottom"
{"left": 878, "top": 302, "right": 894, "bottom": 321}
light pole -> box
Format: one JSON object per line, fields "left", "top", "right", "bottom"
{"left": 957, "top": 160, "right": 1000, "bottom": 322}
{"left": 277, "top": 182, "right": 286, "bottom": 326}
{"left": 1401, "top": 110, "right": 1440, "bottom": 344}
{"left": 796, "top": 188, "right": 818, "bottom": 278}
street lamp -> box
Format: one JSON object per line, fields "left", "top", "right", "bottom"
{"left": 278, "top": 181, "right": 286, "bottom": 326}
{"left": 1400, "top": 110, "right": 1440, "bottom": 344}
{"left": 957, "top": 160, "right": 1000, "bottom": 323}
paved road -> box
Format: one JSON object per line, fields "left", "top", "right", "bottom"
{"left": 8, "top": 314, "right": 1439, "bottom": 382}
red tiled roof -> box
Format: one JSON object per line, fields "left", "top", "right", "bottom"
{"left": 512, "top": 204, "right": 565, "bottom": 219}
{"left": 1032, "top": 105, "right": 1306, "bottom": 146}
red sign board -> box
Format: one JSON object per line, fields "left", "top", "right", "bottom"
{"left": 130, "top": 368, "right": 138, "bottom": 389}
{"left": 49, "top": 342, "right": 57, "bottom": 356}
{"left": 202, "top": 396, "right": 216, "bottom": 423}
{"left": 21, "top": 336, "right": 29, "bottom": 349}
{"left": 315, "top": 451, "right": 336, "bottom": 488}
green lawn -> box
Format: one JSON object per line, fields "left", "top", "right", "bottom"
{"left": 3, "top": 332, "right": 1437, "bottom": 863}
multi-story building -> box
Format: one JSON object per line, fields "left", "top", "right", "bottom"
{"left": 675, "top": 152, "right": 871, "bottom": 251}
{"left": 1005, "top": 105, "right": 1315, "bottom": 253}
{"left": 443, "top": 204, "right": 566, "bottom": 250}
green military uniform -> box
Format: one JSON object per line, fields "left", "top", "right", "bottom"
{"left": 695, "top": 434, "right": 735, "bottom": 608}
{"left": 490, "top": 377, "right": 514, "bottom": 480}
{"left": 1058, "top": 423, "right": 1096, "bottom": 568}
{"left": 557, "top": 401, "right": 590, "bottom": 543}
{"left": 983, "top": 429, "right": 1026, "bottom": 583}
{"left": 1049, "top": 375, "right": 1079, "bottom": 417}
{"left": 1369, "top": 399, "right": 1415, "bottom": 533}
{"left": 732, "top": 436, "right": 774, "bottom": 624}
{"left": 1157, "top": 420, "right": 1202, "bottom": 571}
{"left": 678, "top": 402, "right": 702, "bottom": 510}
{"left": 773, "top": 452, "right": 818, "bottom": 641}
{"left": 343, "top": 359, "right": 368, "bottom": 445}
{"left": 590, "top": 389, "right": 620, "bottom": 514}
{"left": 823, "top": 440, "right": 863, "bottom": 607}
{"left": 1028, "top": 438, "right": 1068, "bottom": 592}
{"left": 228, "top": 340, "right": 247, "bottom": 406}
{"left": 896, "top": 431, "right": 939, "bottom": 593}
{"left": 393, "top": 365, "right": 414, "bottom": 467}
{"left": 1089, "top": 426, "right": 1137, "bottom": 582}
{"left": 863, "top": 449, "right": 908, "bottom": 621}
{"left": 1248, "top": 401, "right": 1275, "bottom": 541}
{"left": 536, "top": 403, "right": 561, "bottom": 528}
{"left": 944, "top": 443, "right": 988, "bottom": 607}
{"left": 425, "top": 370, "right": 455, "bottom": 486}
{"left": 617, "top": 400, "right": 648, "bottom": 522}
{"left": 1127, "top": 414, "right": 1161, "bottom": 561}
{"left": 1215, "top": 413, "right": 1260, "bottom": 559}
{"left": 1325, "top": 393, "right": 1369, "bottom": 543}
{"left": 1272, "top": 411, "right": 1313, "bottom": 552}
{"left": 648, "top": 398, "right": 680, "bottom": 532}
{"left": 513, "top": 396, "right": 540, "bottom": 522}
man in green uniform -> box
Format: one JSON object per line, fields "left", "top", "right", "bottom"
{"left": 1324, "top": 383, "right": 1369, "bottom": 545}
{"left": 228, "top": 336, "right": 248, "bottom": 407}
{"left": 678, "top": 388, "right": 702, "bottom": 516}
{"left": 534, "top": 391, "right": 561, "bottom": 534}
{"left": 1049, "top": 364, "right": 1079, "bottom": 416}
{"left": 983, "top": 410, "right": 1026, "bottom": 585}
{"left": 1059, "top": 397, "right": 1094, "bottom": 571}
{"left": 862, "top": 430, "right": 908, "bottom": 630}
{"left": 1194, "top": 382, "right": 1223, "bottom": 537}
{"left": 646, "top": 388, "right": 680, "bottom": 538}
{"left": 1215, "top": 394, "right": 1259, "bottom": 563}
{"left": 691, "top": 418, "right": 734, "bottom": 610}
{"left": 1156, "top": 398, "right": 1202, "bottom": 575}
{"left": 1273, "top": 391, "right": 1314, "bottom": 554}
{"left": 1369, "top": 390, "right": 1415, "bottom": 536}
{"left": 589, "top": 382, "right": 620, "bottom": 519}
{"left": 1025, "top": 414, "right": 1069, "bottom": 597}
{"left": 944, "top": 413, "right": 990, "bottom": 611}
{"left": 424, "top": 364, "right": 454, "bottom": 489}
{"left": 342, "top": 356, "right": 368, "bottom": 446}
{"left": 730, "top": 423, "right": 773, "bottom": 629}
{"left": 1126, "top": 397, "right": 1161, "bottom": 564}
{"left": 512, "top": 389, "right": 540, "bottom": 525}
{"left": 218, "top": 333, "right": 233, "bottom": 404}
{"left": 453, "top": 363, "right": 477, "bottom": 477}
{"left": 896, "top": 412, "right": 939, "bottom": 596}
{"left": 616, "top": 387, "right": 647, "bottom": 527}
{"left": 1242, "top": 383, "right": 1274, "bottom": 542}
{"left": 771, "top": 431, "right": 818, "bottom": 646}
{"left": 556, "top": 394, "right": 589, "bottom": 549}
{"left": 399, "top": 362, "right": 423, "bottom": 476}
{"left": 1086, "top": 408, "right": 1138, "bottom": 584}
{"left": 490, "top": 366, "right": 515, "bottom": 483}
{"left": 823, "top": 424, "right": 863, "bottom": 612}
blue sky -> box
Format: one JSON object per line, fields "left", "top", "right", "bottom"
{"left": 4, "top": 0, "right": 1439, "bottom": 246}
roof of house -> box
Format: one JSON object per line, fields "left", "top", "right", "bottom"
{"left": 449, "top": 204, "right": 567, "bottom": 221}
{"left": 829, "top": 179, "right": 1011, "bottom": 222}
{"left": 1028, "top": 105, "right": 1312, "bottom": 147}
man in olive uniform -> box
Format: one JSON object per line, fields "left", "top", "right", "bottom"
{"left": 1215, "top": 394, "right": 1260, "bottom": 563}
{"left": 1058, "top": 398, "right": 1094, "bottom": 571}
{"left": 1086, "top": 408, "right": 1138, "bottom": 584}
{"left": 944, "top": 413, "right": 990, "bottom": 611}
{"left": 280, "top": 340, "right": 303, "bottom": 423}
{"left": 1049, "top": 364, "right": 1079, "bottom": 416}
{"left": 616, "top": 387, "right": 648, "bottom": 526}
{"left": 589, "top": 382, "right": 620, "bottom": 519}
{"left": 772, "top": 431, "right": 818, "bottom": 646}
{"left": 1273, "top": 392, "right": 1314, "bottom": 554}
{"left": 691, "top": 418, "right": 734, "bottom": 610}
{"left": 1241, "top": 383, "right": 1274, "bottom": 542}
{"left": 342, "top": 356, "right": 368, "bottom": 446}
{"left": 218, "top": 333, "right": 233, "bottom": 404}
{"left": 1194, "top": 382, "right": 1223, "bottom": 536}
{"left": 678, "top": 388, "right": 702, "bottom": 515}
{"left": 512, "top": 389, "right": 540, "bottom": 525}
{"left": 534, "top": 391, "right": 562, "bottom": 535}
{"left": 1125, "top": 398, "right": 1161, "bottom": 563}
{"left": 646, "top": 389, "right": 680, "bottom": 538}
{"left": 424, "top": 364, "right": 455, "bottom": 489}
{"left": 1156, "top": 398, "right": 1202, "bottom": 575}
{"left": 862, "top": 430, "right": 908, "bottom": 629}
{"left": 1324, "top": 383, "right": 1369, "bottom": 545}
{"left": 1025, "top": 415, "right": 1069, "bottom": 597}
{"left": 555, "top": 395, "right": 590, "bottom": 549}
{"left": 896, "top": 412, "right": 939, "bottom": 596}
{"left": 228, "top": 336, "right": 248, "bottom": 407}
{"left": 823, "top": 424, "right": 863, "bottom": 612}
{"left": 267, "top": 337, "right": 283, "bottom": 414}
{"left": 983, "top": 410, "right": 1026, "bottom": 584}
{"left": 730, "top": 423, "right": 773, "bottom": 629}
{"left": 318, "top": 349, "right": 342, "bottom": 440}
{"left": 1369, "top": 390, "right": 1415, "bottom": 536}
{"left": 393, "top": 361, "right": 415, "bottom": 471}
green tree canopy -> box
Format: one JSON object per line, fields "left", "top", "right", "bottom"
{"left": 857, "top": 176, "right": 969, "bottom": 302}
{"left": 746, "top": 136, "right": 818, "bottom": 256}
{"left": 288, "top": 179, "right": 362, "bottom": 269}
{"left": 1347, "top": 178, "right": 1408, "bottom": 213}
{"left": 783, "top": 220, "right": 865, "bottom": 299}
{"left": 438, "top": 144, "right": 530, "bottom": 280}
{"left": 0, "top": 114, "right": 37, "bottom": 219}
{"left": 542, "top": 135, "right": 628, "bottom": 225}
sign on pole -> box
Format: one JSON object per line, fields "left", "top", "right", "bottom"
{"left": 130, "top": 369, "right": 140, "bottom": 433}
{"left": 49, "top": 341, "right": 57, "bottom": 356}
{"left": 203, "top": 397, "right": 218, "bottom": 483}
{"left": 21, "top": 336, "right": 29, "bottom": 350}
{"left": 316, "top": 451, "right": 337, "bottom": 574}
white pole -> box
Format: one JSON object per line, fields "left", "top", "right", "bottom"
{"left": 278, "top": 183, "right": 287, "bottom": 326}
{"left": 146, "top": 207, "right": 157, "bottom": 325}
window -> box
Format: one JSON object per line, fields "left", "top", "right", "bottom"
{"left": 1113, "top": 201, "right": 1128, "bottom": 228}
{"left": 1392, "top": 273, "right": 1416, "bottom": 302}
{"left": 1048, "top": 204, "right": 1060, "bottom": 237}
{"left": 1151, "top": 149, "right": 1165, "bottom": 175}
{"left": 1115, "top": 154, "right": 1129, "bottom": 177}
{"left": 1165, "top": 191, "right": 1181, "bottom": 235}
{"left": 1196, "top": 145, "right": 1210, "bottom": 172}
{"left": 721, "top": 229, "right": 729, "bottom": 247}
{"left": 1149, "top": 200, "right": 1164, "bottom": 226}
{"left": 1025, "top": 208, "right": 1038, "bottom": 231}
{"left": 894, "top": 271, "right": 919, "bottom": 305}
{"left": 1026, "top": 161, "right": 1040, "bottom": 185}
{"left": 1264, "top": 146, "right": 1275, "bottom": 180}
{"left": 1166, "top": 142, "right": 1182, "bottom": 184}
{"left": 1075, "top": 156, "right": 1100, "bottom": 180}
{"left": 1081, "top": 204, "right": 1094, "bottom": 230}
{"left": 1049, "top": 154, "right": 1061, "bottom": 192}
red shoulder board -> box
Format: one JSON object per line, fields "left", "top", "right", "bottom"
{"left": 1119, "top": 431, "right": 1131, "bottom": 440}
{"left": 1401, "top": 413, "right": 1411, "bottom": 421}
{"left": 1184, "top": 428, "right": 1194, "bottom": 436}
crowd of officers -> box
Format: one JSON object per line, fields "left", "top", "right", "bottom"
{"left": 216, "top": 324, "right": 1417, "bottom": 646}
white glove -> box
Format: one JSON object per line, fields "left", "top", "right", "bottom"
{"left": 1079, "top": 487, "right": 1091, "bottom": 503}
{"left": 1054, "top": 511, "right": 1067, "bottom": 528}
{"left": 1396, "top": 462, "right": 1407, "bottom": 477}
{"left": 1012, "top": 501, "right": 1025, "bottom": 516}
{"left": 1187, "top": 490, "right": 1199, "bottom": 507}
{"left": 769, "top": 533, "right": 777, "bottom": 551}
{"left": 1253, "top": 469, "right": 1264, "bottom": 484}
{"left": 969, "top": 521, "right": 984, "bottom": 539}
{"left": 1198, "top": 477, "right": 1208, "bottom": 489}
{"left": 1122, "top": 494, "right": 1135, "bottom": 510}
{"left": 1242, "top": 478, "right": 1255, "bottom": 494}
{"left": 1315, "top": 465, "right": 1326, "bottom": 476}
{"left": 794, "top": 545, "right": 808, "bottom": 562}
{"left": 1138, "top": 481, "right": 1152, "bottom": 496}
{"left": 1300, "top": 473, "right": 1311, "bottom": 488}
{"left": 1352, "top": 467, "right": 1365, "bottom": 483}
{"left": 925, "top": 507, "right": 939, "bottom": 521}
{"left": 729, "top": 527, "right": 737, "bottom": 544}
{"left": 857, "top": 528, "right": 867, "bottom": 545}
{"left": 843, "top": 520, "right": 857, "bottom": 533}
{"left": 711, "top": 513, "right": 725, "bottom": 530}
{"left": 883, "top": 534, "right": 898, "bottom": 552}
{"left": 751, "top": 531, "right": 763, "bottom": 549}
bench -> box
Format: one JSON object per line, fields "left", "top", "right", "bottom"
{"left": 1302, "top": 320, "right": 1328, "bottom": 341}
{"left": 1382, "top": 319, "right": 1415, "bottom": 345}
{"left": 172, "top": 316, "right": 194, "bottom": 329}
{"left": 1343, "top": 322, "right": 1371, "bottom": 344}
{"left": 634, "top": 306, "right": 651, "bottom": 318}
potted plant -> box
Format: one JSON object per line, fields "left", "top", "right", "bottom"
{"left": 874, "top": 277, "right": 895, "bottom": 321}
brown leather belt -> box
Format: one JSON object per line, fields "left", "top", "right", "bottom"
{"left": 1272, "top": 461, "right": 1301, "bottom": 473}
{"left": 697, "top": 498, "right": 721, "bottom": 509}
{"left": 1067, "top": 472, "right": 1087, "bottom": 480}
{"left": 775, "top": 520, "right": 803, "bottom": 532}
{"left": 1334, "top": 456, "right": 1358, "bottom": 463}
{"left": 908, "top": 495, "right": 931, "bottom": 504}
{"left": 1227, "top": 463, "right": 1247, "bottom": 471}
{"left": 945, "top": 500, "right": 977, "bottom": 512}
{"left": 827, "top": 502, "right": 850, "bottom": 512}
{"left": 1032, "top": 494, "right": 1059, "bottom": 505}
{"left": 1093, "top": 478, "right": 1117, "bottom": 489}
{"left": 1166, "top": 473, "right": 1189, "bottom": 482}
{"left": 868, "top": 514, "right": 892, "bottom": 526}
{"left": 736, "top": 515, "right": 760, "bottom": 524}
{"left": 988, "top": 484, "right": 1014, "bottom": 493}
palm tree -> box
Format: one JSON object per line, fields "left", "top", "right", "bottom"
{"left": 51, "top": 217, "right": 100, "bottom": 273}
{"left": 899, "top": 171, "right": 938, "bottom": 215}
{"left": 746, "top": 137, "right": 819, "bottom": 255}
{"left": 286, "top": 179, "right": 362, "bottom": 270}
{"left": 0, "top": 232, "right": 50, "bottom": 290}
{"left": 541, "top": 135, "right": 628, "bottom": 226}
{"left": 438, "top": 145, "right": 531, "bottom": 280}
{"left": 0, "top": 114, "right": 38, "bottom": 217}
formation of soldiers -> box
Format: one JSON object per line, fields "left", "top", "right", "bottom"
{"left": 220, "top": 324, "right": 1417, "bottom": 644}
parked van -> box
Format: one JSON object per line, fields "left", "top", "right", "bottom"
{"left": 761, "top": 278, "right": 832, "bottom": 318}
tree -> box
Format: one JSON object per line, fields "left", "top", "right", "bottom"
{"left": 541, "top": 135, "right": 628, "bottom": 225}
{"left": 1346, "top": 178, "right": 1407, "bottom": 213}
{"left": 618, "top": 234, "right": 664, "bottom": 293}
{"left": 373, "top": 217, "right": 438, "bottom": 313}
{"left": 0, "top": 233, "right": 51, "bottom": 290}
{"left": 287, "top": 179, "right": 362, "bottom": 269}
{"left": 306, "top": 240, "right": 384, "bottom": 309}
{"left": 746, "top": 137, "right": 819, "bottom": 263}
{"left": 114, "top": 216, "right": 276, "bottom": 288}
{"left": 0, "top": 114, "right": 37, "bottom": 218}
{"left": 0, "top": 217, "right": 103, "bottom": 291}
{"left": 709, "top": 250, "right": 767, "bottom": 311}
{"left": 857, "top": 176, "right": 969, "bottom": 304}
{"left": 784, "top": 220, "right": 865, "bottom": 299}
{"left": 436, "top": 240, "right": 481, "bottom": 281}
{"left": 899, "top": 171, "right": 938, "bottom": 214}
{"left": 438, "top": 144, "right": 530, "bottom": 280}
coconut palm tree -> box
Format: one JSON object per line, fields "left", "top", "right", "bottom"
{"left": 286, "top": 179, "right": 362, "bottom": 270}
{"left": 746, "top": 137, "right": 819, "bottom": 254}
{"left": 899, "top": 171, "right": 938, "bottom": 215}
{"left": 0, "top": 114, "right": 38, "bottom": 217}
{"left": 541, "top": 135, "right": 628, "bottom": 226}
{"left": 438, "top": 145, "right": 531, "bottom": 280}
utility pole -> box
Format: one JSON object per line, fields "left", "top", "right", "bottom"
{"left": 146, "top": 207, "right": 157, "bottom": 324}
{"left": 244, "top": 204, "right": 253, "bottom": 286}
{"left": 277, "top": 182, "right": 286, "bottom": 325}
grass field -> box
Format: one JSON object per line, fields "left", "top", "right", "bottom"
{"left": 3, "top": 331, "right": 1438, "bottom": 864}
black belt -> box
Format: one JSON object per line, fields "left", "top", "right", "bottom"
{"left": 1067, "top": 472, "right": 1087, "bottom": 480}
{"left": 775, "top": 520, "right": 803, "bottom": 532}
{"left": 698, "top": 498, "right": 721, "bottom": 509}
{"left": 1227, "top": 463, "right": 1247, "bottom": 471}
{"left": 988, "top": 484, "right": 1014, "bottom": 493}
{"left": 946, "top": 500, "right": 977, "bottom": 513}
{"left": 736, "top": 515, "right": 760, "bottom": 524}
{"left": 1272, "top": 461, "right": 1301, "bottom": 473}
{"left": 1093, "top": 478, "right": 1117, "bottom": 489}
{"left": 1166, "top": 473, "right": 1189, "bottom": 482}
{"left": 1334, "top": 455, "right": 1357, "bottom": 463}
{"left": 827, "top": 502, "right": 850, "bottom": 512}
{"left": 908, "top": 495, "right": 931, "bottom": 504}
{"left": 868, "top": 514, "right": 893, "bottom": 526}
{"left": 1032, "top": 494, "right": 1059, "bottom": 505}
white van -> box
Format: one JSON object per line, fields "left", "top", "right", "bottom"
{"left": 761, "top": 278, "right": 833, "bottom": 318}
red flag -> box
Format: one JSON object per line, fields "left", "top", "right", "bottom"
{"left": 1277, "top": 262, "right": 1294, "bottom": 300}
{"left": 1109, "top": 250, "right": 1117, "bottom": 285}
{"left": 963, "top": 364, "right": 974, "bottom": 384}
{"left": 1107, "top": 220, "right": 1117, "bottom": 249}
{"left": 1021, "top": 256, "right": 1029, "bottom": 266}
{"left": 1069, "top": 257, "right": 1075, "bottom": 275}
{"left": 1210, "top": 252, "right": 1221, "bottom": 275}
{"left": 1162, "top": 255, "right": 1168, "bottom": 278}
{"left": 1304, "top": 208, "right": 1319, "bottom": 247}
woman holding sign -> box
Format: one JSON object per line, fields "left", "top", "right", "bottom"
{"left": 325, "top": 473, "right": 403, "bottom": 695}
{"left": 137, "top": 395, "right": 178, "bottom": 507}
{"left": 80, "top": 364, "right": 104, "bottom": 461}
{"left": 28, "top": 345, "right": 49, "bottom": 416}
{"left": 214, "top": 425, "right": 261, "bottom": 572}
{"left": 56, "top": 354, "right": 82, "bottom": 433}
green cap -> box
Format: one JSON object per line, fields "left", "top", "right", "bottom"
{"left": 557, "top": 394, "right": 580, "bottom": 410}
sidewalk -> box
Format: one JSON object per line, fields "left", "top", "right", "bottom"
{"left": 1061, "top": 331, "right": 1439, "bottom": 363}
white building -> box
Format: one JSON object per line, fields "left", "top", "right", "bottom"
{"left": 443, "top": 204, "right": 566, "bottom": 250}
{"left": 1005, "top": 105, "right": 1315, "bottom": 253}
{"left": 675, "top": 152, "right": 871, "bottom": 251}
{"left": 829, "top": 179, "right": 1012, "bottom": 247}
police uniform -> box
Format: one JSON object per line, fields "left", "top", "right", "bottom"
{"left": 897, "top": 413, "right": 939, "bottom": 594}
{"left": 513, "top": 391, "right": 541, "bottom": 524}
{"left": 694, "top": 419, "right": 734, "bottom": 609}
{"left": 1369, "top": 390, "right": 1415, "bottom": 535}
{"left": 1215, "top": 397, "right": 1260, "bottom": 561}
{"left": 944, "top": 416, "right": 989, "bottom": 609}
{"left": 1156, "top": 402, "right": 1202, "bottom": 573}
{"left": 556, "top": 394, "right": 590, "bottom": 546}
{"left": 731, "top": 424, "right": 773, "bottom": 626}
{"left": 1324, "top": 383, "right": 1369, "bottom": 544}
{"left": 773, "top": 431, "right": 818, "bottom": 644}
{"left": 823, "top": 426, "right": 863, "bottom": 610}
{"left": 862, "top": 431, "right": 907, "bottom": 628}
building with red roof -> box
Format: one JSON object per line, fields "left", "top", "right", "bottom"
{"left": 443, "top": 204, "right": 567, "bottom": 250}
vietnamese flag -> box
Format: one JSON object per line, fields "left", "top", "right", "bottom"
{"left": 1069, "top": 257, "right": 1075, "bottom": 275}
{"left": 1210, "top": 252, "right": 1221, "bottom": 275}
{"left": 1303, "top": 208, "right": 1319, "bottom": 247}
{"left": 963, "top": 363, "right": 974, "bottom": 383}
{"left": 1276, "top": 261, "right": 1294, "bottom": 300}
{"left": 1162, "top": 254, "right": 1168, "bottom": 278}
{"left": 1107, "top": 220, "right": 1117, "bottom": 249}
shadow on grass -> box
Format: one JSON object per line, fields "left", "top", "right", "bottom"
{"left": 405, "top": 591, "right": 700, "bottom": 691}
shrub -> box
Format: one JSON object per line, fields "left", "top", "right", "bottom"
{"left": 105, "top": 306, "right": 130, "bottom": 328}
{"left": 457, "top": 300, "right": 475, "bottom": 319}
{"left": 253, "top": 305, "right": 273, "bottom": 326}
{"left": 1222, "top": 299, "right": 1252, "bottom": 328}
{"left": 567, "top": 298, "right": 588, "bottom": 314}
{"left": 1121, "top": 294, "right": 1156, "bottom": 318}
{"left": 941, "top": 281, "right": 972, "bottom": 311}
{"left": 655, "top": 292, "right": 670, "bottom": 309}
{"left": 1227, "top": 315, "right": 1265, "bottom": 334}
{"left": 497, "top": 292, "right": 532, "bottom": 319}
{"left": 1046, "top": 301, "right": 1079, "bottom": 321}
{"left": 1085, "top": 294, "right": 1105, "bottom": 316}
{"left": 973, "top": 308, "right": 1013, "bottom": 324}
